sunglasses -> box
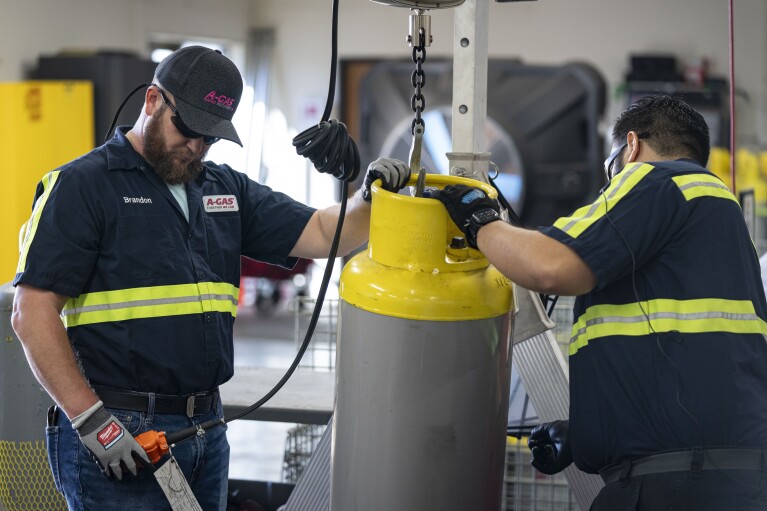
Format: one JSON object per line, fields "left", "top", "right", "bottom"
{"left": 152, "top": 84, "right": 220, "bottom": 145}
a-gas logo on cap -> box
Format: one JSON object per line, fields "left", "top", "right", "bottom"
{"left": 204, "top": 195, "right": 239, "bottom": 213}
{"left": 204, "top": 91, "right": 236, "bottom": 111}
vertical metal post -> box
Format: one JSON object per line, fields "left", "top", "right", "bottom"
{"left": 448, "top": 2, "right": 604, "bottom": 509}
{"left": 449, "top": 0, "right": 491, "bottom": 182}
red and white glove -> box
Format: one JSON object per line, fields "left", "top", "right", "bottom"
{"left": 72, "top": 401, "right": 151, "bottom": 480}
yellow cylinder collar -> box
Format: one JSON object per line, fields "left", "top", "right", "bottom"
{"left": 340, "top": 174, "right": 514, "bottom": 321}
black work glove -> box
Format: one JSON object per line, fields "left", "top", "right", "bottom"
{"left": 431, "top": 184, "right": 501, "bottom": 249}
{"left": 361, "top": 158, "right": 411, "bottom": 204}
{"left": 528, "top": 420, "right": 573, "bottom": 475}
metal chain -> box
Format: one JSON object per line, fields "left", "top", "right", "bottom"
{"left": 410, "top": 28, "right": 426, "bottom": 135}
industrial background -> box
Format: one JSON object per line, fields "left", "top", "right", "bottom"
{"left": 1, "top": 0, "right": 767, "bottom": 510}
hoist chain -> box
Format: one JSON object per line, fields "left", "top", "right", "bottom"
{"left": 410, "top": 28, "right": 426, "bottom": 135}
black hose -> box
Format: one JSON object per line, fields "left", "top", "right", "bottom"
{"left": 488, "top": 173, "right": 522, "bottom": 227}
{"left": 291, "top": 0, "right": 360, "bottom": 183}
{"left": 293, "top": 119, "right": 360, "bottom": 182}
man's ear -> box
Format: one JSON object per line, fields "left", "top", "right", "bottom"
{"left": 144, "top": 87, "right": 161, "bottom": 116}
{"left": 624, "top": 131, "right": 641, "bottom": 164}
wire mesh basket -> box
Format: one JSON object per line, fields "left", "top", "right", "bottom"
{"left": 281, "top": 424, "right": 327, "bottom": 484}
{"left": 291, "top": 297, "right": 338, "bottom": 372}
{"left": 505, "top": 437, "right": 579, "bottom": 511}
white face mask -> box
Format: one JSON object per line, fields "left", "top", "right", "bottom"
{"left": 603, "top": 142, "right": 627, "bottom": 182}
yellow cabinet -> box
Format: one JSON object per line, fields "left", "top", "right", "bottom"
{"left": 0, "top": 81, "right": 93, "bottom": 284}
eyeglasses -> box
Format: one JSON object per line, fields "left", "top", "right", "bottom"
{"left": 152, "top": 84, "right": 220, "bottom": 145}
{"left": 603, "top": 132, "right": 651, "bottom": 180}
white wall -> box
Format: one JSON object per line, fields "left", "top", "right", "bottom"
{"left": 2, "top": 0, "right": 765, "bottom": 150}
{"left": 0, "top": 0, "right": 254, "bottom": 81}
{"left": 252, "top": 0, "right": 767, "bottom": 147}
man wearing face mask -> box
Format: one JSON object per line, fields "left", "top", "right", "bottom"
{"left": 432, "top": 95, "right": 767, "bottom": 509}
{"left": 11, "top": 46, "right": 409, "bottom": 510}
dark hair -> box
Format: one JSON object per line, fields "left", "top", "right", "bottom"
{"left": 611, "top": 95, "right": 710, "bottom": 167}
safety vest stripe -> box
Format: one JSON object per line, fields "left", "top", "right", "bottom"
{"left": 672, "top": 174, "right": 738, "bottom": 203}
{"left": 17, "top": 171, "right": 61, "bottom": 274}
{"left": 553, "top": 163, "right": 654, "bottom": 238}
{"left": 62, "top": 282, "right": 239, "bottom": 327}
{"left": 569, "top": 298, "right": 767, "bottom": 356}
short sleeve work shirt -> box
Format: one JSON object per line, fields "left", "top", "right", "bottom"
{"left": 540, "top": 159, "right": 767, "bottom": 473}
{"left": 15, "top": 128, "right": 316, "bottom": 394}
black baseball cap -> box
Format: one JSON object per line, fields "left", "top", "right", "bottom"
{"left": 155, "top": 46, "right": 243, "bottom": 146}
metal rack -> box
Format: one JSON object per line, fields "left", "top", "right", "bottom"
{"left": 279, "top": 297, "right": 338, "bottom": 485}
{"left": 292, "top": 297, "right": 338, "bottom": 372}
{"left": 282, "top": 424, "right": 327, "bottom": 484}
{"left": 505, "top": 437, "right": 578, "bottom": 511}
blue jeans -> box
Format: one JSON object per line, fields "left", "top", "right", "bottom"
{"left": 46, "top": 396, "right": 229, "bottom": 511}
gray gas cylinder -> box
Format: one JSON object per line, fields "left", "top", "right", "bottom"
{"left": 331, "top": 176, "right": 515, "bottom": 510}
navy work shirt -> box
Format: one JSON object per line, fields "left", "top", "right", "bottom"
{"left": 540, "top": 159, "right": 767, "bottom": 474}
{"left": 14, "top": 128, "right": 316, "bottom": 394}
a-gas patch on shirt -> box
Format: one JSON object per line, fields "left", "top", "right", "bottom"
{"left": 203, "top": 195, "right": 239, "bottom": 212}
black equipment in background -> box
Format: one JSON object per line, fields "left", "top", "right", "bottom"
{"left": 30, "top": 51, "right": 157, "bottom": 148}
{"left": 355, "top": 59, "right": 606, "bottom": 227}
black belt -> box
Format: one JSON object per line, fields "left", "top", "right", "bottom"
{"left": 94, "top": 386, "right": 219, "bottom": 417}
{"left": 600, "top": 448, "right": 765, "bottom": 484}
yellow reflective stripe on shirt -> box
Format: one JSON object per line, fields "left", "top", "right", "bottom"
{"left": 671, "top": 173, "right": 738, "bottom": 203}
{"left": 553, "top": 163, "right": 654, "bottom": 238}
{"left": 17, "top": 171, "right": 61, "bottom": 274}
{"left": 62, "top": 282, "right": 239, "bottom": 327}
{"left": 569, "top": 298, "right": 767, "bottom": 356}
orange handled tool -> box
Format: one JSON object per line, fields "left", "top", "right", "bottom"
{"left": 135, "top": 430, "right": 170, "bottom": 464}
{"left": 135, "top": 418, "right": 225, "bottom": 465}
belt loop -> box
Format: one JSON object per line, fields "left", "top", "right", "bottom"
{"left": 186, "top": 395, "right": 196, "bottom": 418}
{"left": 762, "top": 449, "right": 767, "bottom": 479}
{"left": 690, "top": 447, "right": 703, "bottom": 479}
{"left": 147, "top": 392, "right": 156, "bottom": 422}
{"left": 47, "top": 405, "right": 59, "bottom": 427}
{"left": 618, "top": 458, "right": 633, "bottom": 487}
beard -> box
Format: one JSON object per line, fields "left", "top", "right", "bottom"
{"left": 143, "top": 108, "right": 205, "bottom": 185}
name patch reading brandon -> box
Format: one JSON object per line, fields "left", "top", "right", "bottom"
{"left": 204, "top": 195, "right": 239, "bottom": 212}
{"left": 124, "top": 197, "right": 153, "bottom": 204}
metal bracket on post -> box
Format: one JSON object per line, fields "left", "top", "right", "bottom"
{"left": 447, "top": 151, "right": 492, "bottom": 182}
